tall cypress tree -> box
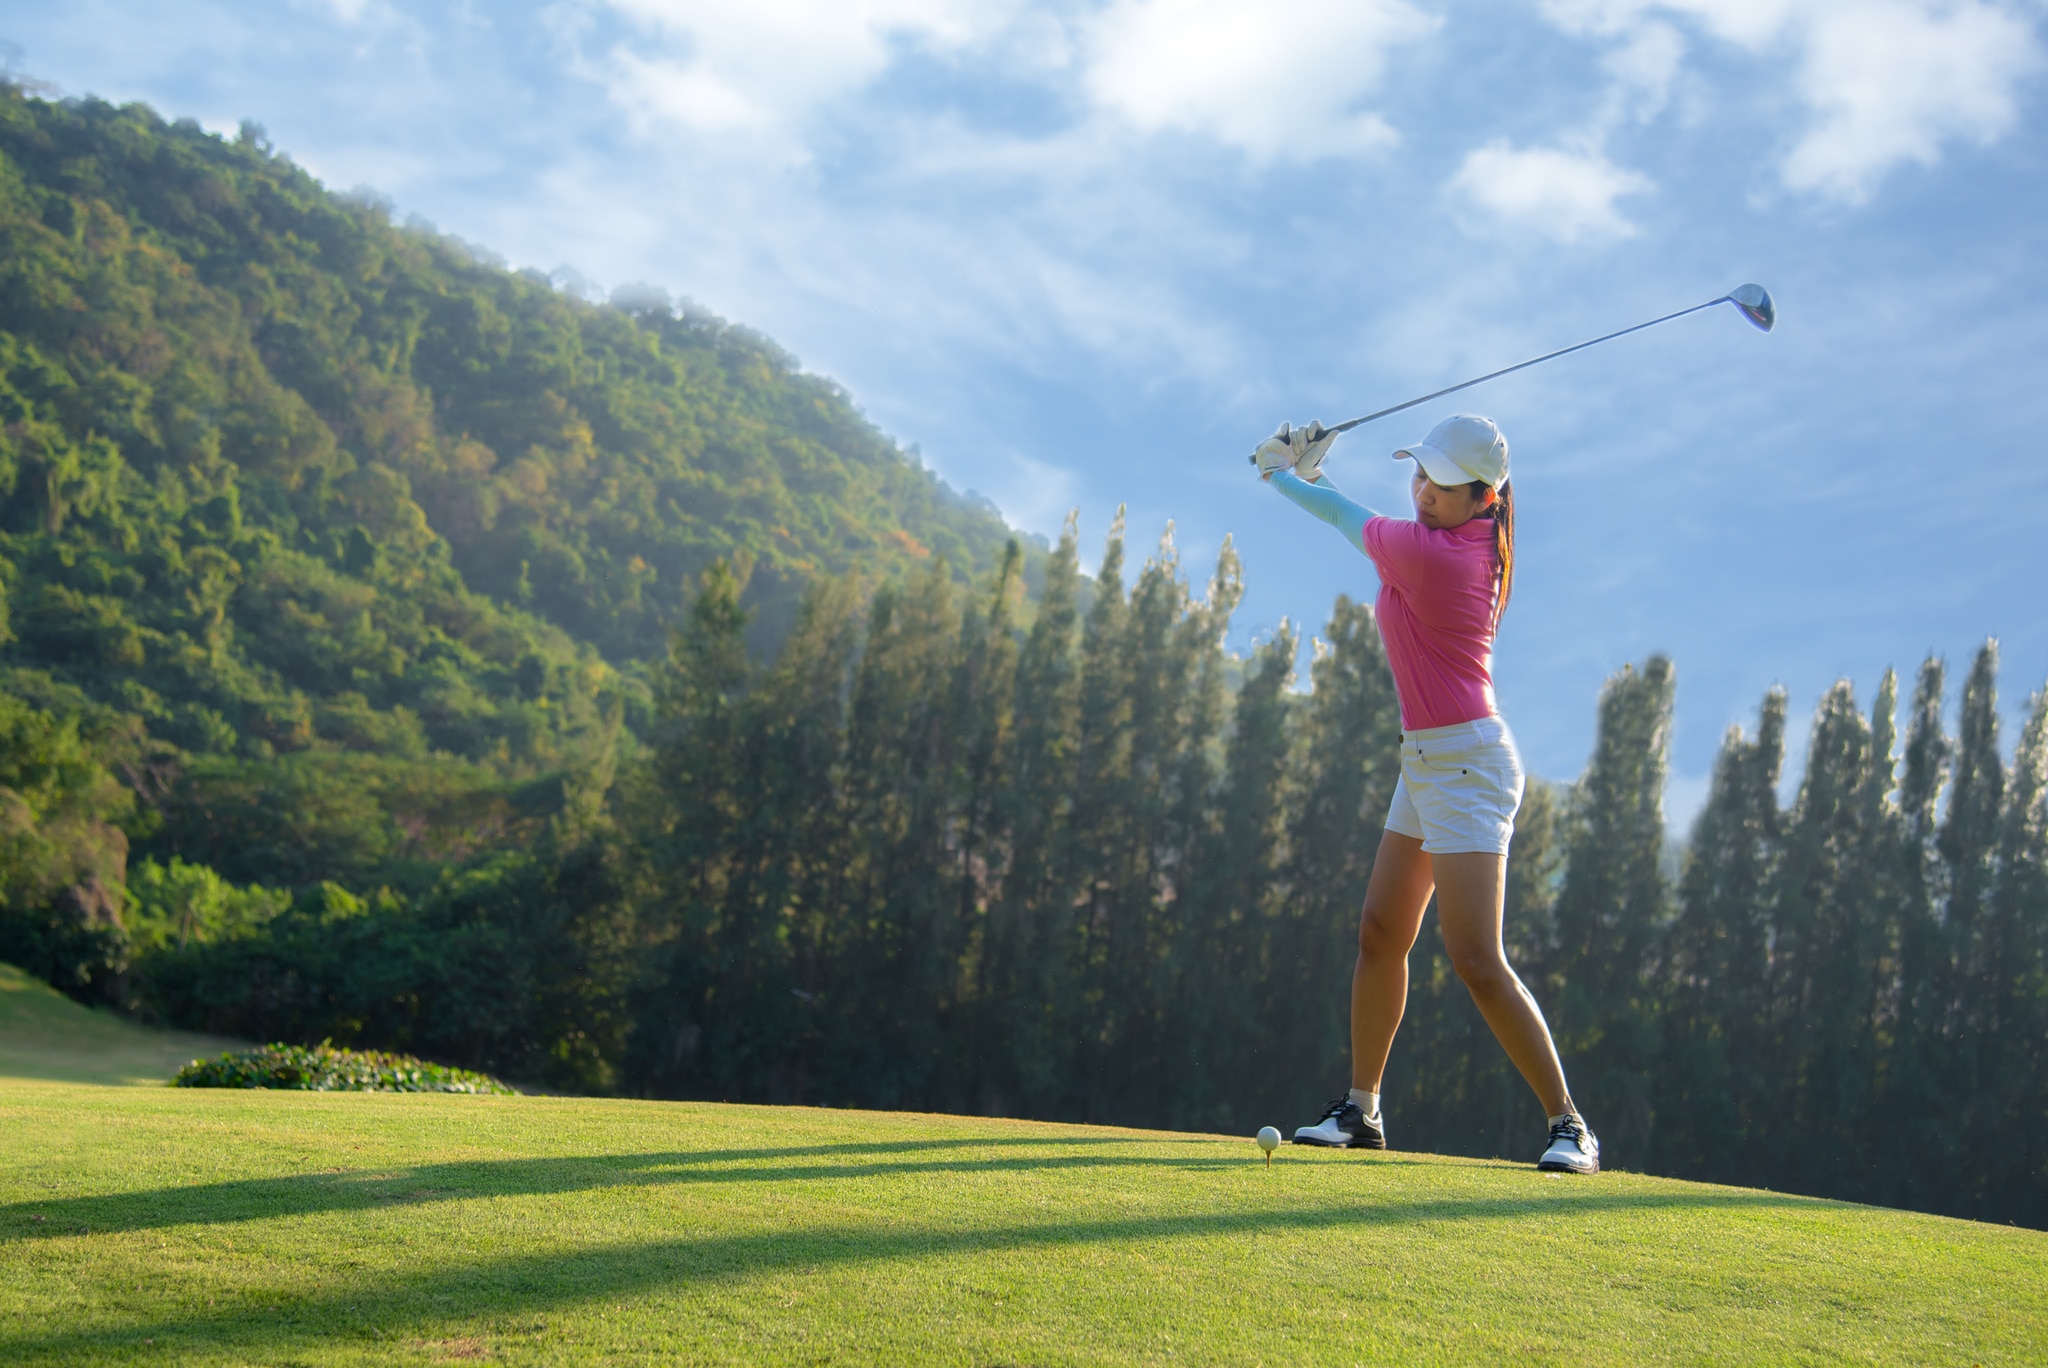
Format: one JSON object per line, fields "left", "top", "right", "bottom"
{"left": 836, "top": 558, "right": 965, "bottom": 1107}
{"left": 931, "top": 541, "right": 1023, "bottom": 1111}
{"left": 1884, "top": 656, "right": 1951, "bottom": 1209}
{"left": 1940, "top": 644, "right": 2005, "bottom": 1150}
{"left": 1856, "top": 668, "right": 1904, "bottom": 1024}
{"left": 1932, "top": 641, "right": 2032, "bottom": 1221}
{"left": 1984, "top": 685, "right": 2048, "bottom": 1226}
{"left": 1844, "top": 668, "right": 1907, "bottom": 1193}
{"left": 951, "top": 542, "right": 1022, "bottom": 976}
{"left": 1551, "top": 655, "right": 1676, "bottom": 1158}
{"left": 1061, "top": 507, "right": 1133, "bottom": 1118}
{"left": 627, "top": 558, "right": 754, "bottom": 1093}
{"left": 1172, "top": 615, "right": 1293, "bottom": 1131}
{"left": 1944, "top": 644, "right": 2006, "bottom": 923}
{"left": 979, "top": 516, "right": 1083, "bottom": 1115}
{"left": 1085, "top": 524, "right": 1210, "bottom": 1122}
{"left": 1768, "top": 681, "right": 1886, "bottom": 1198}
{"left": 1147, "top": 537, "right": 1242, "bottom": 1126}
{"left": 1659, "top": 689, "right": 1785, "bottom": 1179}
{"left": 724, "top": 574, "right": 865, "bottom": 1103}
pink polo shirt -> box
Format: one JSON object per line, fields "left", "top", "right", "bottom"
{"left": 1362, "top": 515, "right": 1500, "bottom": 732}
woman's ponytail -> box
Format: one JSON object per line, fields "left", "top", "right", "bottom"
{"left": 1468, "top": 478, "right": 1514, "bottom": 629}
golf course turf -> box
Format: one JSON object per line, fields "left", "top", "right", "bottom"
{"left": 4, "top": 968, "right": 2043, "bottom": 1365}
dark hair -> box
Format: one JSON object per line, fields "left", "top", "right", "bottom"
{"left": 1466, "top": 479, "right": 1514, "bottom": 629}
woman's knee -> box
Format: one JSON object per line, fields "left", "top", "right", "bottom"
{"left": 1357, "top": 903, "right": 1409, "bottom": 961}
{"left": 1447, "top": 941, "right": 1514, "bottom": 995}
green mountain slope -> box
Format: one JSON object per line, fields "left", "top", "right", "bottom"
{"left": 0, "top": 85, "right": 1026, "bottom": 889}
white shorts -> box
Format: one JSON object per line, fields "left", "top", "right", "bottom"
{"left": 1384, "top": 716, "right": 1526, "bottom": 856}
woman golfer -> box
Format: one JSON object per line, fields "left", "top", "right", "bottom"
{"left": 1255, "top": 414, "right": 1598, "bottom": 1174}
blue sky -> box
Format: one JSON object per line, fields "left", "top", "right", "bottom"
{"left": 7, "top": 0, "right": 2048, "bottom": 826}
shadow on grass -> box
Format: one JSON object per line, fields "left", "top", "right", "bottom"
{"left": 0, "top": 1185, "right": 1838, "bottom": 1362}
{"left": 8, "top": 1135, "right": 1433, "bottom": 1239}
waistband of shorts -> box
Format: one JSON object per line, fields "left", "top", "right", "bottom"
{"left": 1400, "top": 715, "right": 1509, "bottom": 745}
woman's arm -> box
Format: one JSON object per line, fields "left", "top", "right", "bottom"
{"left": 1268, "top": 468, "right": 1380, "bottom": 559}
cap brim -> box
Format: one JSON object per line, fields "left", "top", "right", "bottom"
{"left": 1393, "top": 442, "right": 1474, "bottom": 488}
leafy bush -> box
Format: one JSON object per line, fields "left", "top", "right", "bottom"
{"left": 173, "top": 1042, "right": 514, "bottom": 1093}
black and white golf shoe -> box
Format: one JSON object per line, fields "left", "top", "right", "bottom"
{"left": 1537, "top": 1114, "right": 1599, "bottom": 1174}
{"left": 1292, "top": 1097, "right": 1386, "bottom": 1150}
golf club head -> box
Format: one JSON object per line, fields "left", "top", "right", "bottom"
{"left": 1727, "top": 283, "right": 1775, "bottom": 332}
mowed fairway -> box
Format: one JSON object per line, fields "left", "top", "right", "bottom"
{"left": 0, "top": 964, "right": 244, "bottom": 1087}
{"left": 2, "top": 977, "right": 2042, "bottom": 1365}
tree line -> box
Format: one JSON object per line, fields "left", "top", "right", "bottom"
{"left": 618, "top": 522, "right": 2047, "bottom": 1228}
{"left": 23, "top": 512, "right": 2034, "bottom": 1228}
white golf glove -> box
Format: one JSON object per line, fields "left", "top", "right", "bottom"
{"left": 1252, "top": 423, "right": 1296, "bottom": 479}
{"left": 1290, "top": 421, "right": 1338, "bottom": 483}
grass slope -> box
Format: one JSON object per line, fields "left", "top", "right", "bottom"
{"left": 4, "top": 1077, "right": 2043, "bottom": 1366}
{"left": 0, "top": 963, "right": 243, "bottom": 1087}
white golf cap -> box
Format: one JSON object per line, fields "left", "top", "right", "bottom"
{"left": 1394, "top": 414, "right": 1510, "bottom": 489}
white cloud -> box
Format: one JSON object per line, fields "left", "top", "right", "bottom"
{"left": 589, "top": 0, "right": 1020, "bottom": 157}
{"left": 583, "top": 0, "right": 1444, "bottom": 167}
{"left": 1783, "top": 1, "right": 2041, "bottom": 200}
{"left": 1541, "top": 0, "right": 2045, "bottom": 201}
{"left": 1600, "top": 17, "right": 1686, "bottom": 117}
{"left": 1542, "top": 0, "right": 1790, "bottom": 47}
{"left": 302, "top": 0, "right": 375, "bottom": 21}
{"left": 1079, "top": 0, "right": 1439, "bottom": 161}
{"left": 295, "top": 0, "right": 410, "bottom": 29}
{"left": 1450, "top": 140, "right": 1654, "bottom": 241}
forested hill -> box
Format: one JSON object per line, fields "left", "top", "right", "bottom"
{"left": 0, "top": 84, "right": 1026, "bottom": 888}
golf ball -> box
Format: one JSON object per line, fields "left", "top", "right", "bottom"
{"left": 1256, "top": 1126, "right": 1281, "bottom": 1152}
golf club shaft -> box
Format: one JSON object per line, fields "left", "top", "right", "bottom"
{"left": 1328, "top": 297, "right": 1728, "bottom": 435}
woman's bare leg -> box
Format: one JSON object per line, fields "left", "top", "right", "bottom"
{"left": 1431, "top": 851, "right": 1573, "bottom": 1117}
{"left": 1349, "top": 831, "right": 1436, "bottom": 1093}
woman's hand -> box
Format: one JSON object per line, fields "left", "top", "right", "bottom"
{"left": 1290, "top": 421, "right": 1337, "bottom": 483}
{"left": 1253, "top": 421, "right": 1338, "bottom": 481}
{"left": 1253, "top": 430, "right": 1296, "bottom": 479}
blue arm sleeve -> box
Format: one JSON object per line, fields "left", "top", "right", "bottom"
{"left": 1268, "top": 469, "right": 1379, "bottom": 560}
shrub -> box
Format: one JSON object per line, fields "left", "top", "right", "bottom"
{"left": 173, "top": 1042, "right": 514, "bottom": 1093}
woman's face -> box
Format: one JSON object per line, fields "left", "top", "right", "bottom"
{"left": 1410, "top": 466, "right": 1496, "bottom": 530}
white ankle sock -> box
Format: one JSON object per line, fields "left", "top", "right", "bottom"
{"left": 1349, "top": 1088, "right": 1379, "bottom": 1117}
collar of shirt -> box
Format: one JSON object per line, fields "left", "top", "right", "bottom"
{"left": 1437, "top": 518, "right": 1493, "bottom": 540}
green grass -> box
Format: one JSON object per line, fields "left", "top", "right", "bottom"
{"left": 0, "top": 962, "right": 244, "bottom": 1087}
{"left": 2, "top": 971, "right": 2043, "bottom": 1365}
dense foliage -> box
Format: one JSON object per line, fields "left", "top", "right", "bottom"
{"left": 174, "top": 1041, "right": 512, "bottom": 1093}
{"left": 0, "top": 677, "right": 143, "bottom": 998}
{"left": 1641, "top": 648, "right": 2048, "bottom": 1226}
{"left": 139, "top": 847, "right": 635, "bottom": 1091}
{"left": 0, "top": 82, "right": 1024, "bottom": 904}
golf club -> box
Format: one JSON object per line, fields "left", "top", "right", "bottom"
{"left": 1250, "top": 284, "right": 1775, "bottom": 462}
